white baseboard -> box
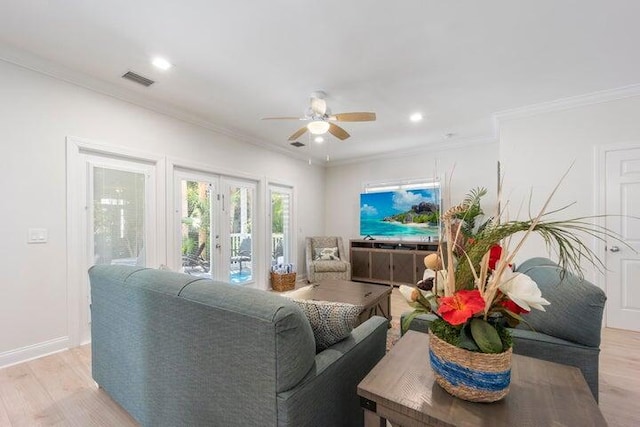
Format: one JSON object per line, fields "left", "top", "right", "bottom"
{"left": 0, "top": 336, "right": 69, "bottom": 369}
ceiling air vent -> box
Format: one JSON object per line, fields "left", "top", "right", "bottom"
{"left": 290, "top": 141, "right": 305, "bottom": 147}
{"left": 122, "top": 71, "right": 155, "bottom": 87}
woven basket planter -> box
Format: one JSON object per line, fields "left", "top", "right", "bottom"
{"left": 271, "top": 272, "right": 296, "bottom": 292}
{"left": 428, "top": 330, "right": 512, "bottom": 403}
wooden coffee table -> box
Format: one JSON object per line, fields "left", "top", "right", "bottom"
{"left": 286, "top": 279, "right": 392, "bottom": 325}
{"left": 358, "top": 331, "right": 606, "bottom": 427}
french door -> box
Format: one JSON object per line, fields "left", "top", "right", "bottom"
{"left": 91, "top": 164, "right": 152, "bottom": 268}
{"left": 81, "top": 154, "right": 157, "bottom": 342}
{"left": 174, "top": 171, "right": 256, "bottom": 285}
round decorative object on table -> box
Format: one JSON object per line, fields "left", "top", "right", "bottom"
{"left": 428, "top": 330, "right": 512, "bottom": 403}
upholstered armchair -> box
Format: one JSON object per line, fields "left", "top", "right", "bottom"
{"left": 305, "top": 236, "right": 351, "bottom": 283}
{"left": 401, "top": 257, "right": 606, "bottom": 401}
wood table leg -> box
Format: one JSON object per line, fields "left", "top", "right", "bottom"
{"left": 363, "top": 408, "right": 386, "bottom": 427}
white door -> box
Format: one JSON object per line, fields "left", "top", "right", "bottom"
{"left": 175, "top": 171, "right": 219, "bottom": 279}
{"left": 605, "top": 146, "right": 640, "bottom": 332}
{"left": 222, "top": 178, "right": 257, "bottom": 285}
{"left": 84, "top": 156, "right": 156, "bottom": 341}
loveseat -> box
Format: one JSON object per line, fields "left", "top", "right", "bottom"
{"left": 89, "top": 265, "right": 388, "bottom": 426}
{"left": 401, "top": 257, "right": 606, "bottom": 401}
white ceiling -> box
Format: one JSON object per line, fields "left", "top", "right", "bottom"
{"left": 1, "top": 1, "right": 639, "bottom": 163}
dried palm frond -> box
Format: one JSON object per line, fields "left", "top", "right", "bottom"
{"left": 454, "top": 215, "right": 628, "bottom": 289}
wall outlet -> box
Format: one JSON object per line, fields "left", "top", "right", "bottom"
{"left": 28, "top": 228, "right": 48, "bottom": 243}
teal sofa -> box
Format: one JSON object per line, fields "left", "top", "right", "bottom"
{"left": 89, "top": 265, "right": 388, "bottom": 426}
{"left": 401, "top": 257, "right": 606, "bottom": 401}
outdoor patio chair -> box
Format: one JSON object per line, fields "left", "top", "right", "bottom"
{"left": 231, "top": 237, "right": 252, "bottom": 272}
{"left": 182, "top": 242, "right": 209, "bottom": 273}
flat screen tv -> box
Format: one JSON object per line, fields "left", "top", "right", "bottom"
{"left": 360, "top": 187, "right": 440, "bottom": 240}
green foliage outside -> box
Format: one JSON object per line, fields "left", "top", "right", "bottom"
{"left": 182, "top": 181, "right": 210, "bottom": 257}
{"left": 272, "top": 193, "right": 284, "bottom": 233}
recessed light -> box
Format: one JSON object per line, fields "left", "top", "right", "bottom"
{"left": 152, "top": 57, "right": 173, "bottom": 70}
{"left": 410, "top": 112, "right": 423, "bottom": 122}
{"left": 314, "top": 136, "right": 324, "bottom": 143}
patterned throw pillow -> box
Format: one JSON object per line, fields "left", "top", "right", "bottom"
{"left": 292, "top": 299, "right": 363, "bottom": 351}
{"left": 314, "top": 247, "right": 339, "bottom": 261}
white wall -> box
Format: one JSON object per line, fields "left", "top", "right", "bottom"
{"left": 0, "top": 60, "right": 325, "bottom": 365}
{"left": 324, "top": 142, "right": 500, "bottom": 253}
{"left": 498, "top": 95, "right": 640, "bottom": 278}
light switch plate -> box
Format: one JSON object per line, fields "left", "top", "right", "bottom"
{"left": 28, "top": 228, "right": 48, "bottom": 243}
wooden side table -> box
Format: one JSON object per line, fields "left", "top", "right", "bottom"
{"left": 358, "top": 331, "right": 606, "bottom": 427}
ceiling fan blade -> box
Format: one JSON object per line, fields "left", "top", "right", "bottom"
{"left": 328, "top": 123, "right": 350, "bottom": 140}
{"left": 261, "top": 116, "right": 305, "bottom": 120}
{"left": 288, "top": 126, "right": 308, "bottom": 141}
{"left": 310, "top": 97, "right": 327, "bottom": 115}
{"left": 330, "top": 112, "right": 376, "bottom": 122}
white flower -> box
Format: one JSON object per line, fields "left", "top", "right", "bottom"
{"left": 399, "top": 285, "right": 433, "bottom": 308}
{"left": 399, "top": 285, "right": 421, "bottom": 308}
{"left": 498, "top": 270, "right": 550, "bottom": 311}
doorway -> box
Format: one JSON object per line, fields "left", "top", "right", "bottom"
{"left": 174, "top": 170, "right": 256, "bottom": 285}
{"left": 67, "top": 139, "right": 160, "bottom": 345}
{"left": 601, "top": 144, "right": 640, "bottom": 332}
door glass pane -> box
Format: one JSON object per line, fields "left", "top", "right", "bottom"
{"left": 180, "top": 180, "right": 212, "bottom": 278}
{"left": 93, "top": 167, "right": 145, "bottom": 267}
{"left": 271, "top": 188, "right": 291, "bottom": 266}
{"left": 229, "top": 184, "right": 253, "bottom": 284}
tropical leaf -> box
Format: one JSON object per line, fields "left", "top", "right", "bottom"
{"left": 454, "top": 214, "right": 630, "bottom": 289}
{"left": 458, "top": 323, "right": 480, "bottom": 351}
{"left": 401, "top": 309, "right": 428, "bottom": 334}
{"left": 470, "top": 318, "right": 503, "bottom": 353}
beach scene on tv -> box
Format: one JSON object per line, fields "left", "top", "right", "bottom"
{"left": 360, "top": 188, "right": 440, "bottom": 239}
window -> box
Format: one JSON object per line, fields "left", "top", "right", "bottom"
{"left": 225, "top": 179, "right": 256, "bottom": 284}
{"left": 270, "top": 185, "right": 294, "bottom": 266}
{"left": 92, "top": 167, "right": 147, "bottom": 267}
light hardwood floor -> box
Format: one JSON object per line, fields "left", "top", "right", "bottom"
{"left": 0, "top": 289, "right": 638, "bottom": 426}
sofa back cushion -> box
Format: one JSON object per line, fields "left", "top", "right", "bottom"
{"left": 178, "top": 277, "right": 316, "bottom": 392}
{"left": 309, "top": 237, "right": 343, "bottom": 258}
{"left": 515, "top": 257, "right": 606, "bottom": 347}
{"left": 89, "top": 265, "right": 316, "bottom": 426}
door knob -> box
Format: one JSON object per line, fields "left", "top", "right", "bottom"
{"left": 609, "top": 246, "right": 620, "bottom": 253}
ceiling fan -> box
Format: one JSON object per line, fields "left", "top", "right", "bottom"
{"left": 261, "top": 91, "right": 376, "bottom": 141}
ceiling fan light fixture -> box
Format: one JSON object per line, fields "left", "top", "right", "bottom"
{"left": 307, "top": 120, "right": 330, "bottom": 135}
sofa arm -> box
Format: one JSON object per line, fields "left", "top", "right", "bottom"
{"left": 276, "top": 316, "right": 388, "bottom": 427}
{"left": 400, "top": 312, "right": 437, "bottom": 336}
{"left": 511, "top": 328, "right": 601, "bottom": 401}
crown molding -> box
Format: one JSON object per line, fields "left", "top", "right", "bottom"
{"left": 326, "top": 135, "right": 497, "bottom": 168}
{"left": 493, "top": 83, "right": 640, "bottom": 123}
{"left": 0, "top": 44, "right": 322, "bottom": 164}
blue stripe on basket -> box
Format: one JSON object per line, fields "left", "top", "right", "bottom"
{"left": 429, "top": 349, "right": 511, "bottom": 392}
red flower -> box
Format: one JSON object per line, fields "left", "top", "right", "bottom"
{"left": 437, "top": 290, "right": 486, "bottom": 325}
{"left": 500, "top": 299, "right": 530, "bottom": 315}
{"left": 488, "top": 245, "right": 502, "bottom": 270}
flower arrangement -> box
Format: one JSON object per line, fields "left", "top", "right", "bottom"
{"left": 400, "top": 182, "right": 619, "bottom": 354}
